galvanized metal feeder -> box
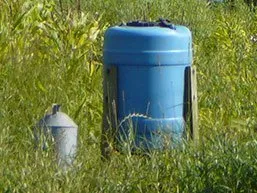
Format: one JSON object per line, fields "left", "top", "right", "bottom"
{"left": 101, "top": 19, "right": 198, "bottom": 158}
{"left": 36, "top": 104, "right": 78, "bottom": 166}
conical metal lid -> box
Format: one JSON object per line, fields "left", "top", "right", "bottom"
{"left": 38, "top": 104, "right": 78, "bottom": 128}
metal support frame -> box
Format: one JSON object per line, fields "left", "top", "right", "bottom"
{"left": 101, "top": 66, "right": 118, "bottom": 160}
{"left": 183, "top": 66, "right": 199, "bottom": 142}
{"left": 102, "top": 65, "right": 199, "bottom": 159}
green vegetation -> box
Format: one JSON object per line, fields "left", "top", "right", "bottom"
{"left": 1, "top": 0, "right": 257, "bottom": 192}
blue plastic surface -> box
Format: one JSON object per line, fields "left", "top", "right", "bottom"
{"left": 103, "top": 23, "right": 192, "bottom": 150}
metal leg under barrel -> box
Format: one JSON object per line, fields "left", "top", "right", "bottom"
{"left": 183, "top": 66, "right": 199, "bottom": 143}
{"left": 101, "top": 66, "right": 118, "bottom": 160}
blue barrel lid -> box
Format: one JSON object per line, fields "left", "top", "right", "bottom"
{"left": 38, "top": 104, "right": 78, "bottom": 128}
{"left": 122, "top": 18, "right": 176, "bottom": 30}
{"left": 104, "top": 19, "right": 192, "bottom": 66}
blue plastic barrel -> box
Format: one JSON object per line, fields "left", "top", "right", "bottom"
{"left": 103, "top": 19, "right": 192, "bottom": 151}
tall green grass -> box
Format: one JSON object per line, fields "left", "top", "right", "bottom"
{"left": 1, "top": 0, "right": 257, "bottom": 192}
